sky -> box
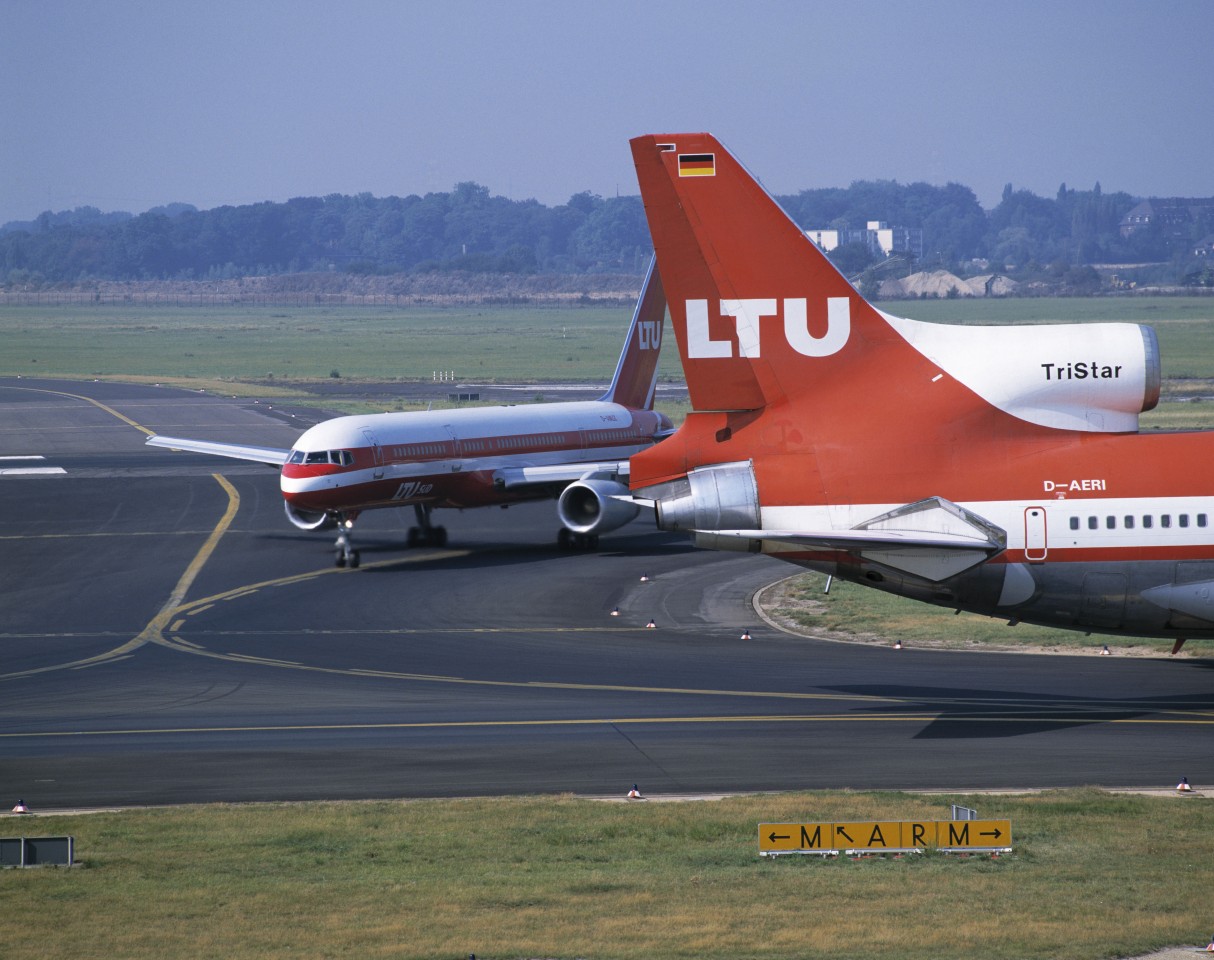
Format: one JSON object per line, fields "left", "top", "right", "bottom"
{"left": 3, "top": 0, "right": 1212, "bottom": 225}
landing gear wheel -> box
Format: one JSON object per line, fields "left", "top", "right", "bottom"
{"left": 431, "top": 526, "right": 448, "bottom": 547}
{"left": 557, "top": 528, "right": 572, "bottom": 550}
{"left": 349, "top": 550, "right": 360, "bottom": 569}
{"left": 406, "top": 527, "right": 420, "bottom": 548}
{"left": 335, "top": 549, "right": 347, "bottom": 568}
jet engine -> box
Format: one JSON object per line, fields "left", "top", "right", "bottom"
{"left": 884, "top": 314, "right": 1161, "bottom": 433}
{"left": 639, "top": 460, "right": 761, "bottom": 552}
{"left": 284, "top": 500, "right": 336, "bottom": 531}
{"left": 557, "top": 477, "right": 640, "bottom": 536}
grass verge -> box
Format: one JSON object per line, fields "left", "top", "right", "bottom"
{"left": 3, "top": 790, "right": 1210, "bottom": 960}
{"left": 761, "top": 571, "right": 1214, "bottom": 657}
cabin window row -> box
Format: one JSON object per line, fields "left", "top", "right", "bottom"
{"left": 1068, "top": 513, "right": 1208, "bottom": 531}
{"left": 495, "top": 434, "right": 567, "bottom": 449}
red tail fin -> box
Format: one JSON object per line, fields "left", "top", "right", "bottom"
{"left": 600, "top": 254, "right": 665, "bottom": 410}
{"left": 631, "top": 133, "right": 908, "bottom": 413}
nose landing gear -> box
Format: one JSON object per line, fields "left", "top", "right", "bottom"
{"left": 334, "top": 513, "right": 360, "bottom": 568}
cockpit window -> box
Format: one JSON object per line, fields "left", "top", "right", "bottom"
{"left": 294, "top": 450, "right": 353, "bottom": 466}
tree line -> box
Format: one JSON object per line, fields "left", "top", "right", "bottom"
{"left": 1, "top": 177, "right": 1208, "bottom": 288}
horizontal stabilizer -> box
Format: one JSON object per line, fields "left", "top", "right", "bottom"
{"left": 702, "top": 498, "right": 1006, "bottom": 582}
{"left": 146, "top": 435, "right": 289, "bottom": 466}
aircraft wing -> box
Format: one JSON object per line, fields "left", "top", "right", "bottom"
{"left": 146, "top": 434, "right": 290, "bottom": 466}
{"left": 703, "top": 528, "right": 1001, "bottom": 551}
{"left": 493, "top": 461, "right": 630, "bottom": 490}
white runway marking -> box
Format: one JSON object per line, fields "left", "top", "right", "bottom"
{"left": 0, "top": 455, "right": 67, "bottom": 476}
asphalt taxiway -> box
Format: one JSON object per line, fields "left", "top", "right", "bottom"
{"left": 2, "top": 377, "right": 1212, "bottom": 808}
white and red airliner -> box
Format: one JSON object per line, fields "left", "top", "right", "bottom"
{"left": 148, "top": 259, "right": 672, "bottom": 567}
{"left": 627, "top": 132, "right": 1214, "bottom": 650}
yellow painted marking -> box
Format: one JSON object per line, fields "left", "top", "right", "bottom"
{"left": 170, "top": 619, "right": 185, "bottom": 632}
{"left": 3, "top": 714, "right": 1211, "bottom": 742}
{"left": 6, "top": 385, "right": 157, "bottom": 436}
{"left": 0, "top": 473, "right": 239, "bottom": 681}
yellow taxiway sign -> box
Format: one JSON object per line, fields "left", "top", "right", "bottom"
{"left": 759, "top": 819, "right": 1011, "bottom": 855}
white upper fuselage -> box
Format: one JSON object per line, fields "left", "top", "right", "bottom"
{"left": 279, "top": 400, "right": 669, "bottom": 513}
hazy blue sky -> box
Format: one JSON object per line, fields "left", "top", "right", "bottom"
{"left": 3, "top": 0, "right": 1211, "bottom": 224}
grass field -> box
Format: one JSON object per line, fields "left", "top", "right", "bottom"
{"left": 760, "top": 571, "right": 1214, "bottom": 657}
{"left": 4, "top": 296, "right": 1214, "bottom": 424}
{"left": 4, "top": 790, "right": 1212, "bottom": 960}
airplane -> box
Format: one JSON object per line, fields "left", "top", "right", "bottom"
{"left": 626, "top": 132, "right": 1214, "bottom": 652}
{"left": 147, "top": 258, "right": 673, "bottom": 568}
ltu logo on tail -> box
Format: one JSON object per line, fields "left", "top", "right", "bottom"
{"left": 639, "top": 320, "right": 661, "bottom": 350}
{"left": 685, "top": 297, "right": 851, "bottom": 358}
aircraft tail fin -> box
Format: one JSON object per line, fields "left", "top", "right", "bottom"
{"left": 599, "top": 254, "right": 665, "bottom": 410}
{"left": 630, "top": 133, "right": 905, "bottom": 413}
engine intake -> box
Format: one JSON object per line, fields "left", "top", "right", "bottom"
{"left": 284, "top": 501, "right": 335, "bottom": 531}
{"left": 557, "top": 478, "right": 640, "bottom": 535}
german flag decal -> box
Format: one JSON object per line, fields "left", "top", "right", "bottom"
{"left": 678, "top": 153, "right": 715, "bottom": 177}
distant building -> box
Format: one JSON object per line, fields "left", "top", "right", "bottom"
{"left": 1119, "top": 198, "right": 1214, "bottom": 239}
{"left": 805, "top": 220, "right": 923, "bottom": 261}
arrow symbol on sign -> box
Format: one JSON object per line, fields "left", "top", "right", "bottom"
{"left": 979, "top": 828, "right": 1003, "bottom": 839}
{"left": 768, "top": 832, "right": 789, "bottom": 843}
{"left": 835, "top": 827, "right": 854, "bottom": 843}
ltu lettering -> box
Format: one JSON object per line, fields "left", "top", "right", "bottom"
{"left": 685, "top": 297, "right": 850, "bottom": 359}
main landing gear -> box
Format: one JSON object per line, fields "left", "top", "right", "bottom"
{"left": 334, "top": 513, "right": 360, "bottom": 568}
{"left": 406, "top": 503, "right": 447, "bottom": 548}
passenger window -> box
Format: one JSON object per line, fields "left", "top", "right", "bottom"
{"left": 1143, "top": 515, "right": 1153, "bottom": 529}
{"left": 1087, "top": 516, "right": 1097, "bottom": 530}
{"left": 1069, "top": 517, "right": 1079, "bottom": 531}
{"left": 1200, "top": 514, "right": 1209, "bottom": 528}
{"left": 1180, "top": 514, "right": 1190, "bottom": 528}
{"left": 1124, "top": 516, "right": 1135, "bottom": 529}
{"left": 1162, "top": 515, "right": 1171, "bottom": 528}
{"left": 1106, "top": 516, "right": 1115, "bottom": 529}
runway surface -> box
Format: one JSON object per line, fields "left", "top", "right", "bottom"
{"left": 2, "top": 377, "right": 1212, "bottom": 808}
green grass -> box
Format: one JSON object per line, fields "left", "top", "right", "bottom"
{"left": 762, "top": 571, "right": 1214, "bottom": 657}
{"left": 0, "top": 303, "right": 687, "bottom": 384}
{"left": 4, "top": 296, "right": 1214, "bottom": 388}
{"left": 3, "top": 791, "right": 1211, "bottom": 960}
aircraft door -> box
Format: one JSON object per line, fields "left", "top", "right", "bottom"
{"left": 445, "top": 425, "right": 462, "bottom": 472}
{"left": 1024, "top": 506, "right": 1048, "bottom": 562}
{"left": 361, "top": 428, "right": 384, "bottom": 479}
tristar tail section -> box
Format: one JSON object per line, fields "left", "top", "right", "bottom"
{"left": 627, "top": 132, "right": 1214, "bottom": 648}
{"left": 599, "top": 254, "right": 665, "bottom": 411}
{"left": 631, "top": 133, "right": 913, "bottom": 414}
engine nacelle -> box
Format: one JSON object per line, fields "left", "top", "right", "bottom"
{"left": 883, "top": 312, "right": 1160, "bottom": 433}
{"left": 640, "top": 460, "right": 761, "bottom": 552}
{"left": 557, "top": 478, "right": 640, "bottom": 535}
{"left": 284, "top": 500, "right": 336, "bottom": 531}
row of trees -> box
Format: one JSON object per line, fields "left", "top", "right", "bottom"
{"left": 1, "top": 178, "right": 1208, "bottom": 286}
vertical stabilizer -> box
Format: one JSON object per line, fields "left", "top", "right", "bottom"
{"left": 630, "top": 134, "right": 911, "bottom": 413}
{"left": 600, "top": 254, "right": 665, "bottom": 410}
